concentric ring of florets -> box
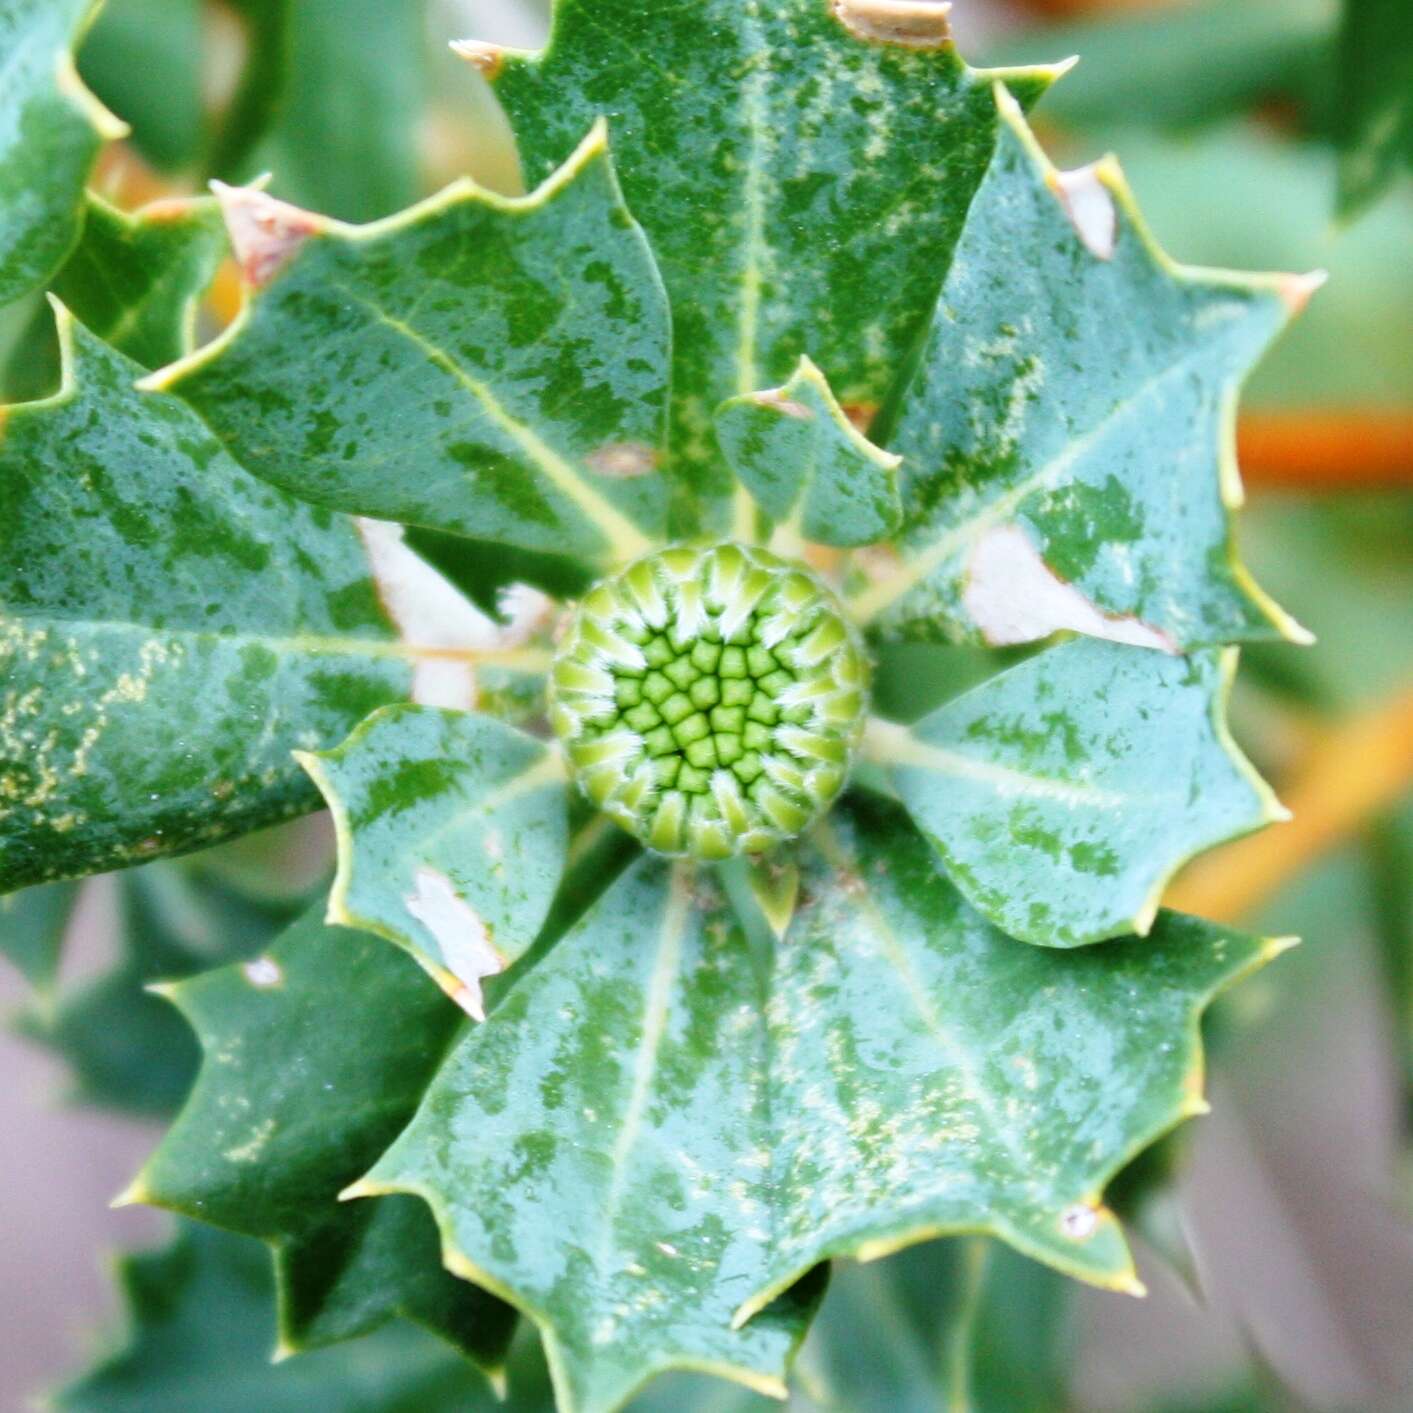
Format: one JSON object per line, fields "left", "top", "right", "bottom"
{"left": 548, "top": 543, "right": 869, "bottom": 859}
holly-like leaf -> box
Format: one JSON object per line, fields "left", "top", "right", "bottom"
{"left": 714, "top": 356, "right": 902, "bottom": 549}
{"left": 869, "top": 637, "right": 1285, "bottom": 947}
{"left": 471, "top": 0, "right": 1063, "bottom": 532}
{"left": 0, "top": 878, "right": 78, "bottom": 998}
{"left": 1336, "top": 0, "right": 1413, "bottom": 216}
{"left": 17, "top": 858, "right": 305, "bottom": 1114}
{"left": 0, "top": 0, "right": 126, "bottom": 306}
{"left": 734, "top": 795, "right": 1282, "bottom": 1319}
{"left": 355, "top": 856, "right": 827, "bottom": 1413}
{"left": 5, "top": 191, "right": 228, "bottom": 401}
{"left": 296, "top": 705, "right": 570, "bottom": 1017}
{"left": 55, "top": 1223, "right": 500, "bottom": 1413}
{"left": 352, "top": 802, "right": 1279, "bottom": 1411}
{"left": 0, "top": 308, "right": 412, "bottom": 891}
{"left": 849, "top": 89, "right": 1313, "bottom": 654}
{"left": 146, "top": 124, "right": 670, "bottom": 572}
{"left": 125, "top": 902, "right": 516, "bottom": 1367}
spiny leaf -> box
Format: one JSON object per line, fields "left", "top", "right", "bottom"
{"left": 849, "top": 88, "right": 1313, "bottom": 654}
{"left": 5, "top": 191, "right": 228, "bottom": 400}
{"left": 736, "top": 794, "right": 1282, "bottom": 1316}
{"left": 0, "top": 309, "right": 412, "bottom": 890}
{"left": 714, "top": 356, "right": 902, "bottom": 549}
{"left": 356, "top": 856, "right": 827, "bottom": 1413}
{"left": 55, "top": 1223, "right": 501, "bottom": 1413}
{"left": 1336, "top": 0, "right": 1413, "bottom": 216}
{"left": 0, "top": 878, "right": 78, "bottom": 999}
{"left": 471, "top": 0, "right": 1064, "bottom": 532}
{"left": 0, "top": 0, "right": 126, "bottom": 306}
{"left": 297, "top": 705, "right": 570, "bottom": 1017}
{"left": 126, "top": 902, "right": 516, "bottom": 1367}
{"left": 17, "top": 859, "right": 305, "bottom": 1114}
{"left": 147, "top": 124, "right": 670, "bottom": 572}
{"left": 869, "top": 637, "right": 1286, "bottom": 946}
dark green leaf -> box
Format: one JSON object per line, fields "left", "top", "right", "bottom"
{"left": 478, "top": 0, "right": 1063, "bottom": 532}
{"left": 55, "top": 1223, "right": 500, "bottom": 1413}
{"left": 1336, "top": 0, "right": 1413, "bottom": 215}
{"left": 18, "top": 859, "right": 303, "bottom": 1114}
{"left": 0, "top": 877, "right": 78, "bottom": 997}
{"left": 0, "top": 309, "right": 411, "bottom": 890}
{"left": 850, "top": 91, "right": 1311, "bottom": 654}
{"left": 150, "top": 126, "right": 670, "bottom": 571}
{"left": 872, "top": 638, "right": 1284, "bottom": 946}
{"left": 0, "top": 0, "right": 125, "bottom": 306}
{"left": 128, "top": 902, "right": 516, "bottom": 1365}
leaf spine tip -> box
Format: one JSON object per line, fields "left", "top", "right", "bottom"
{"left": 449, "top": 38, "right": 506, "bottom": 79}
{"left": 210, "top": 180, "right": 325, "bottom": 289}
{"left": 1278, "top": 269, "right": 1328, "bottom": 317}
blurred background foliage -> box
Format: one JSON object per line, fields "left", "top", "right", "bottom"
{"left": 0, "top": 0, "right": 1409, "bottom": 1409}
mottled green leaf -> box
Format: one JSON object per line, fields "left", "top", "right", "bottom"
{"left": 5, "top": 191, "right": 228, "bottom": 400}
{"left": 850, "top": 90, "right": 1310, "bottom": 654}
{"left": 297, "top": 705, "right": 570, "bottom": 1016}
{"left": 474, "top": 0, "right": 1062, "bottom": 532}
{"left": 18, "top": 859, "right": 303, "bottom": 1114}
{"left": 1336, "top": 0, "right": 1413, "bottom": 215}
{"left": 55, "top": 1223, "right": 500, "bottom": 1413}
{"left": 0, "top": 308, "right": 411, "bottom": 890}
{"left": 356, "top": 856, "right": 826, "bottom": 1413}
{"left": 739, "top": 793, "right": 1278, "bottom": 1317}
{"left": 714, "top": 356, "right": 902, "bottom": 549}
{"left": 150, "top": 125, "right": 669, "bottom": 571}
{"left": 77, "top": 0, "right": 204, "bottom": 172}
{"left": 127, "top": 902, "right": 516, "bottom": 1366}
{"left": 0, "top": 0, "right": 125, "bottom": 306}
{"left": 0, "top": 877, "right": 78, "bottom": 997}
{"left": 871, "top": 638, "right": 1285, "bottom": 946}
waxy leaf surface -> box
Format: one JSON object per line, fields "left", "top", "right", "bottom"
{"left": 130, "top": 903, "right": 516, "bottom": 1366}
{"left": 0, "top": 311, "right": 410, "bottom": 891}
{"left": 357, "top": 802, "right": 1271, "bottom": 1410}
{"left": 715, "top": 356, "right": 902, "bottom": 548}
{"left": 358, "top": 857, "right": 825, "bottom": 1413}
{"left": 56, "top": 1223, "right": 501, "bottom": 1413}
{"left": 153, "top": 127, "right": 670, "bottom": 571}
{"left": 299, "top": 705, "right": 569, "bottom": 1015}
{"left": 744, "top": 795, "right": 1274, "bottom": 1309}
{"left": 852, "top": 92, "right": 1307, "bottom": 654}
{"left": 876, "top": 637, "right": 1283, "bottom": 946}
{"left": 0, "top": 0, "right": 124, "bottom": 305}
{"left": 480, "top": 0, "right": 1058, "bottom": 531}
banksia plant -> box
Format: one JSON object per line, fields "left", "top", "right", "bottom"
{"left": 0, "top": 1, "right": 1329, "bottom": 1409}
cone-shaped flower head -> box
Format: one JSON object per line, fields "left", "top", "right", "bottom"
{"left": 549, "top": 543, "right": 869, "bottom": 859}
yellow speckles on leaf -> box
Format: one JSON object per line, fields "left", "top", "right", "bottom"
{"left": 222, "top": 1117, "right": 277, "bottom": 1164}
{"left": 585, "top": 442, "right": 661, "bottom": 478}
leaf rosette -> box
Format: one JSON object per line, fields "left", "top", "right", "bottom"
{"left": 0, "top": 3, "right": 1324, "bottom": 1411}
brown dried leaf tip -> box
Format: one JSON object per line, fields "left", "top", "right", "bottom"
{"left": 449, "top": 39, "right": 507, "bottom": 80}
{"left": 832, "top": 0, "right": 953, "bottom": 49}
{"left": 211, "top": 180, "right": 326, "bottom": 289}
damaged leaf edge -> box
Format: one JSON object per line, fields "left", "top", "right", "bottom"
{"left": 728, "top": 918, "right": 1297, "bottom": 1329}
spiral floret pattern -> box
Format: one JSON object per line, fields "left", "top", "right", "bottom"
{"left": 549, "top": 543, "right": 869, "bottom": 859}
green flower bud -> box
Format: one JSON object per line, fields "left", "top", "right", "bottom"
{"left": 549, "top": 543, "right": 869, "bottom": 860}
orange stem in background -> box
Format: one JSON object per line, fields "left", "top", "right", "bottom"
{"left": 1165, "top": 687, "right": 1413, "bottom": 923}
{"left": 1239, "top": 412, "right": 1413, "bottom": 492}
